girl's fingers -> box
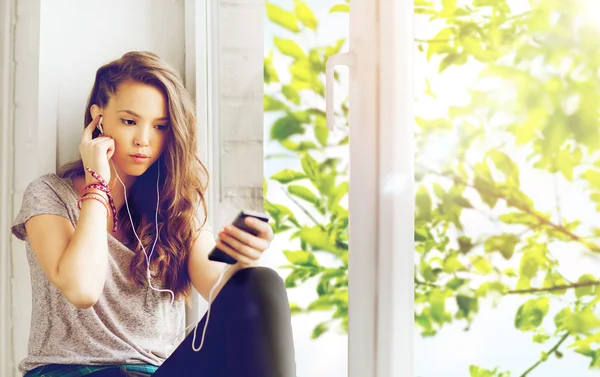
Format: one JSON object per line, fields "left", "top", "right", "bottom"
{"left": 218, "top": 231, "right": 262, "bottom": 260}
{"left": 82, "top": 114, "right": 101, "bottom": 142}
{"left": 223, "top": 224, "right": 270, "bottom": 251}
{"left": 215, "top": 239, "right": 253, "bottom": 265}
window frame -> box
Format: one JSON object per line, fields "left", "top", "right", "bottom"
{"left": 345, "top": 0, "right": 414, "bottom": 376}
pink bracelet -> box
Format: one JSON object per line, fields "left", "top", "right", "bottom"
{"left": 78, "top": 192, "right": 110, "bottom": 218}
{"left": 82, "top": 167, "right": 118, "bottom": 233}
{"left": 78, "top": 195, "right": 111, "bottom": 218}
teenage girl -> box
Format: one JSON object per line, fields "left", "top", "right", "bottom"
{"left": 11, "top": 51, "right": 296, "bottom": 377}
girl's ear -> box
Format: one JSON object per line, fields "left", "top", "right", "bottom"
{"left": 90, "top": 104, "right": 102, "bottom": 120}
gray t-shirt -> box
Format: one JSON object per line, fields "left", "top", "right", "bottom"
{"left": 11, "top": 173, "right": 186, "bottom": 374}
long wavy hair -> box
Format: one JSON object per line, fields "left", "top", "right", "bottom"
{"left": 58, "top": 51, "right": 209, "bottom": 302}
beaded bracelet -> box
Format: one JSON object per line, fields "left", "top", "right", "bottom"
{"left": 82, "top": 167, "right": 118, "bottom": 233}
{"left": 78, "top": 191, "right": 110, "bottom": 216}
{"left": 78, "top": 194, "right": 111, "bottom": 218}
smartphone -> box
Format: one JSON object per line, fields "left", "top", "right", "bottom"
{"left": 208, "top": 210, "right": 270, "bottom": 264}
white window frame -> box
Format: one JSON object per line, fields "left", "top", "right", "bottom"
{"left": 0, "top": 0, "right": 16, "bottom": 375}
{"left": 182, "top": 0, "right": 219, "bottom": 329}
{"left": 341, "top": 0, "right": 414, "bottom": 376}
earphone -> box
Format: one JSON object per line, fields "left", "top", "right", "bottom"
{"left": 97, "top": 115, "right": 227, "bottom": 353}
{"left": 97, "top": 121, "right": 104, "bottom": 135}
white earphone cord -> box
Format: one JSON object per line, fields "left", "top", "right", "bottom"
{"left": 110, "top": 160, "right": 225, "bottom": 353}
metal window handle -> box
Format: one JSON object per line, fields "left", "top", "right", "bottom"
{"left": 326, "top": 51, "right": 356, "bottom": 131}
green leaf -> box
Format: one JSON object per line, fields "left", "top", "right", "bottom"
{"left": 470, "top": 256, "right": 492, "bottom": 275}
{"left": 543, "top": 272, "right": 567, "bottom": 296}
{"left": 415, "top": 117, "right": 452, "bottom": 131}
{"left": 307, "top": 296, "right": 335, "bottom": 311}
{"left": 442, "top": 0, "right": 456, "bottom": 11}
{"left": 294, "top": 1, "right": 318, "bottom": 30}
{"left": 484, "top": 234, "right": 520, "bottom": 259}
{"left": 415, "top": 185, "right": 432, "bottom": 221}
{"left": 519, "top": 246, "right": 547, "bottom": 279}
{"left": 583, "top": 170, "right": 600, "bottom": 189}
{"left": 452, "top": 196, "right": 473, "bottom": 208}
{"left": 284, "top": 268, "right": 314, "bottom": 288}
{"left": 556, "top": 146, "right": 582, "bottom": 181}
{"left": 263, "top": 177, "right": 267, "bottom": 196}
{"left": 312, "top": 321, "right": 330, "bottom": 339}
{"left": 532, "top": 332, "right": 550, "bottom": 344}
{"left": 266, "top": 3, "right": 300, "bottom": 33}
{"left": 516, "top": 276, "right": 531, "bottom": 291}
{"left": 439, "top": 53, "right": 467, "bottom": 73}
{"left": 290, "top": 58, "right": 314, "bottom": 82}
{"left": 281, "top": 140, "right": 319, "bottom": 152}
{"left": 264, "top": 202, "right": 300, "bottom": 228}
{"left": 325, "top": 39, "right": 346, "bottom": 59}
{"left": 415, "top": 228, "right": 429, "bottom": 242}
{"left": 271, "top": 115, "right": 304, "bottom": 141}
{"left": 427, "top": 28, "right": 454, "bottom": 61}
{"left": 289, "top": 302, "right": 303, "bottom": 314}
{"left": 300, "top": 153, "right": 320, "bottom": 181}
{"left": 264, "top": 53, "right": 279, "bottom": 83}
{"left": 488, "top": 150, "right": 520, "bottom": 187}
{"left": 429, "top": 291, "right": 448, "bottom": 323}
{"left": 575, "top": 273, "right": 597, "bottom": 298}
{"left": 329, "top": 4, "right": 350, "bottom": 13}
{"left": 283, "top": 250, "right": 320, "bottom": 267}
{"left": 282, "top": 84, "right": 301, "bottom": 105}
{"left": 446, "top": 278, "right": 466, "bottom": 290}
{"left": 288, "top": 184, "right": 320, "bottom": 204}
{"left": 274, "top": 37, "right": 306, "bottom": 59}
{"left": 560, "top": 308, "right": 600, "bottom": 335}
{"left": 271, "top": 169, "right": 307, "bottom": 184}
{"left": 498, "top": 212, "right": 539, "bottom": 226}
{"left": 443, "top": 255, "right": 465, "bottom": 273}
{"left": 315, "top": 117, "right": 329, "bottom": 147}
{"left": 264, "top": 95, "right": 287, "bottom": 112}
{"left": 469, "top": 365, "right": 510, "bottom": 377}
{"left": 330, "top": 182, "right": 348, "bottom": 208}
{"left": 300, "top": 226, "right": 342, "bottom": 253}
{"left": 456, "top": 295, "right": 478, "bottom": 319}
{"left": 458, "top": 236, "right": 474, "bottom": 254}
{"left": 515, "top": 297, "right": 550, "bottom": 331}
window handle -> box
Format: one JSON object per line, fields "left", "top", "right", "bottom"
{"left": 326, "top": 51, "right": 356, "bottom": 131}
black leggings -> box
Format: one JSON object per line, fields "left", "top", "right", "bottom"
{"left": 93, "top": 267, "right": 297, "bottom": 377}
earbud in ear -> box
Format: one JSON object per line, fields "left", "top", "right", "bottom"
{"left": 97, "top": 116, "right": 104, "bottom": 134}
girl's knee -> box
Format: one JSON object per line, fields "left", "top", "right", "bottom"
{"left": 223, "top": 267, "right": 289, "bottom": 314}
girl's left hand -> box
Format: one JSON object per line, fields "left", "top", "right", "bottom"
{"left": 216, "top": 217, "right": 274, "bottom": 267}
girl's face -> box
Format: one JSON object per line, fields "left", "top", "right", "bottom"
{"left": 91, "top": 81, "right": 170, "bottom": 179}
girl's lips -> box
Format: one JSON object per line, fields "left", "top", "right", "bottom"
{"left": 130, "top": 155, "right": 150, "bottom": 163}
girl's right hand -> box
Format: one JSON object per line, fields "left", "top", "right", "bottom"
{"left": 79, "top": 114, "right": 115, "bottom": 184}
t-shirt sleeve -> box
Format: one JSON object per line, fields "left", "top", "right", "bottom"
{"left": 11, "top": 174, "right": 71, "bottom": 241}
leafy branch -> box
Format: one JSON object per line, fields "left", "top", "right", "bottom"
{"left": 519, "top": 332, "right": 569, "bottom": 377}
{"left": 429, "top": 167, "right": 600, "bottom": 252}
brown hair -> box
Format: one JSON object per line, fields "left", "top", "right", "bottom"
{"left": 58, "top": 51, "right": 209, "bottom": 302}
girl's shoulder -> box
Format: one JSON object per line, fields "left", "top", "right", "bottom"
{"left": 25, "top": 172, "right": 78, "bottom": 199}
{"left": 11, "top": 173, "right": 78, "bottom": 241}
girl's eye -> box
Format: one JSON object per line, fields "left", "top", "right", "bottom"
{"left": 156, "top": 125, "right": 169, "bottom": 131}
{"left": 121, "top": 119, "right": 136, "bottom": 125}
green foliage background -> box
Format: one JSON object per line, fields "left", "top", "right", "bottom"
{"left": 265, "top": 0, "right": 600, "bottom": 376}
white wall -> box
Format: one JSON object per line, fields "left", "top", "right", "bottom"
{"left": 212, "top": 0, "right": 266, "bottom": 227}
{"left": 0, "top": 0, "right": 16, "bottom": 375}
